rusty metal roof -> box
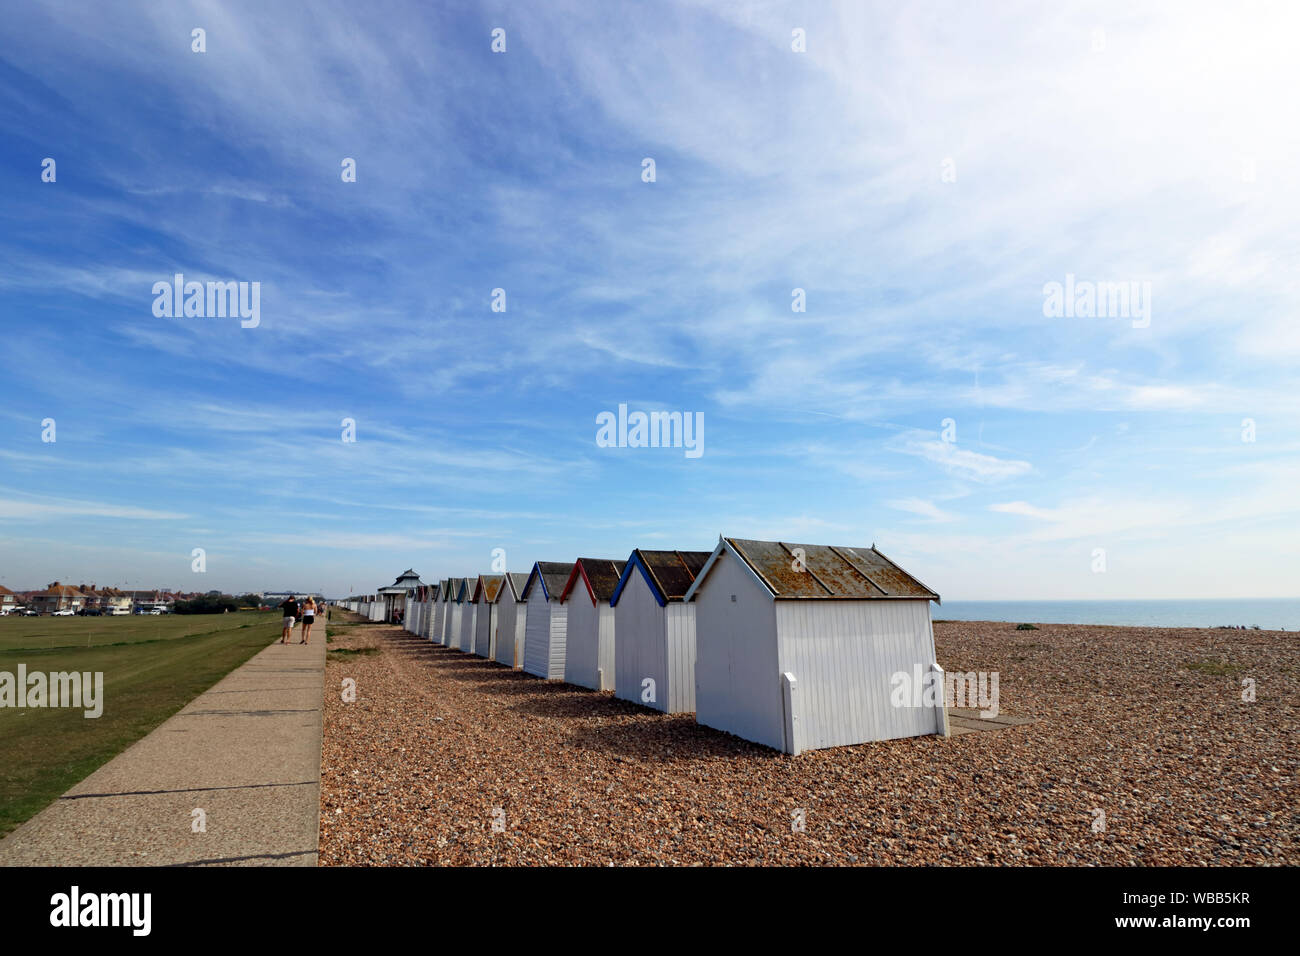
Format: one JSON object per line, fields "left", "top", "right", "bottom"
{"left": 474, "top": 574, "right": 504, "bottom": 602}
{"left": 522, "top": 562, "right": 573, "bottom": 601}
{"left": 561, "top": 558, "right": 628, "bottom": 605}
{"left": 717, "top": 538, "right": 939, "bottom": 601}
{"left": 611, "top": 549, "right": 712, "bottom": 606}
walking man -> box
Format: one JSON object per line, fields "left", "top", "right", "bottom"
{"left": 280, "top": 594, "right": 299, "bottom": 644}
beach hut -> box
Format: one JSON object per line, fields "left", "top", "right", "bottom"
{"left": 437, "top": 579, "right": 455, "bottom": 645}
{"left": 416, "top": 585, "right": 429, "bottom": 638}
{"left": 610, "top": 549, "right": 711, "bottom": 713}
{"left": 684, "top": 537, "right": 945, "bottom": 755}
{"left": 428, "top": 580, "right": 446, "bottom": 641}
{"left": 410, "top": 585, "right": 426, "bottom": 635}
{"left": 560, "top": 558, "right": 627, "bottom": 691}
{"left": 473, "top": 575, "right": 504, "bottom": 659}
{"left": 494, "top": 573, "right": 530, "bottom": 668}
{"left": 521, "top": 562, "right": 574, "bottom": 679}
{"left": 457, "top": 578, "right": 477, "bottom": 653}
{"left": 444, "top": 577, "right": 467, "bottom": 647}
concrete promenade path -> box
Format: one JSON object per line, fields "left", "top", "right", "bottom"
{"left": 0, "top": 620, "right": 326, "bottom": 866}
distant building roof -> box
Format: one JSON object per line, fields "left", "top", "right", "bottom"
{"left": 685, "top": 537, "right": 940, "bottom": 603}
{"left": 381, "top": 569, "right": 422, "bottom": 593}
{"left": 36, "top": 582, "right": 85, "bottom": 598}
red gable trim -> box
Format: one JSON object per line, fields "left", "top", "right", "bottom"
{"left": 559, "top": 560, "right": 596, "bottom": 606}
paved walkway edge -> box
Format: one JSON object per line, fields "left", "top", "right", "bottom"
{"left": 0, "top": 621, "right": 326, "bottom": 866}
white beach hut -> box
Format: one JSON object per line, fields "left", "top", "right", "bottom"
{"left": 440, "top": 578, "right": 457, "bottom": 645}
{"left": 473, "top": 575, "right": 503, "bottom": 659}
{"left": 422, "top": 584, "right": 433, "bottom": 636}
{"left": 521, "top": 562, "right": 573, "bottom": 679}
{"left": 493, "top": 572, "right": 530, "bottom": 668}
{"left": 457, "top": 578, "right": 477, "bottom": 653}
{"left": 444, "top": 577, "right": 467, "bottom": 647}
{"left": 560, "top": 558, "right": 627, "bottom": 692}
{"left": 610, "top": 549, "right": 711, "bottom": 713}
{"left": 409, "top": 585, "right": 421, "bottom": 636}
{"left": 430, "top": 579, "right": 446, "bottom": 643}
{"left": 684, "top": 537, "right": 945, "bottom": 755}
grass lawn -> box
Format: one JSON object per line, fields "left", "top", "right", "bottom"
{"left": 0, "top": 610, "right": 282, "bottom": 838}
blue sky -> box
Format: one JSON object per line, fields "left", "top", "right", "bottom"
{"left": 1, "top": 0, "right": 1297, "bottom": 600}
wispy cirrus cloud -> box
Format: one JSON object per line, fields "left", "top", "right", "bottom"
{"left": 891, "top": 433, "right": 1033, "bottom": 482}
{"left": 0, "top": 0, "right": 1297, "bottom": 597}
{"left": 0, "top": 493, "right": 187, "bottom": 521}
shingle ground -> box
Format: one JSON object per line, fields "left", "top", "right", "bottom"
{"left": 319, "top": 615, "right": 1296, "bottom": 865}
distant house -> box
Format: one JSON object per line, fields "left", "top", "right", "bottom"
{"left": 101, "top": 587, "right": 133, "bottom": 615}
{"left": 561, "top": 558, "right": 627, "bottom": 692}
{"left": 76, "top": 585, "right": 103, "bottom": 612}
{"left": 521, "top": 562, "right": 574, "bottom": 680}
{"left": 0, "top": 585, "right": 21, "bottom": 613}
{"left": 31, "top": 582, "right": 86, "bottom": 614}
{"left": 127, "top": 590, "right": 166, "bottom": 612}
{"left": 493, "top": 572, "right": 530, "bottom": 668}
{"left": 684, "top": 537, "right": 944, "bottom": 755}
{"left": 610, "top": 549, "right": 712, "bottom": 713}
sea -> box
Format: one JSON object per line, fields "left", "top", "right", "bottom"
{"left": 935, "top": 598, "right": 1300, "bottom": 631}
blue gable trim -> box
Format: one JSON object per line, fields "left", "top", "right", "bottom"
{"left": 609, "top": 550, "right": 666, "bottom": 608}
{"left": 522, "top": 562, "right": 549, "bottom": 601}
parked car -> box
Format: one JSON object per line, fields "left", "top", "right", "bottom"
{"left": 22, "top": 608, "right": 38, "bottom": 616}
{"left": 148, "top": 607, "right": 165, "bottom": 615}
{"left": 78, "top": 608, "right": 103, "bottom": 616}
{"left": 52, "top": 608, "right": 76, "bottom": 617}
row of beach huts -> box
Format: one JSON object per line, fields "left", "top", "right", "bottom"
{"left": 338, "top": 537, "right": 948, "bottom": 755}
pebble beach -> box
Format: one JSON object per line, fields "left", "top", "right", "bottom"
{"left": 319, "top": 616, "right": 1296, "bottom": 866}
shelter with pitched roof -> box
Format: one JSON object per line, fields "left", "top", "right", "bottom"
{"left": 684, "top": 537, "right": 945, "bottom": 754}
{"left": 521, "top": 561, "right": 574, "bottom": 679}
{"left": 493, "top": 572, "right": 530, "bottom": 668}
{"left": 560, "top": 558, "right": 627, "bottom": 691}
{"left": 610, "top": 549, "right": 711, "bottom": 713}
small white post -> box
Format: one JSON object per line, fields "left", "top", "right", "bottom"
{"left": 931, "top": 663, "right": 950, "bottom": 737}
{"left": 781, "top": 672, "right": 800, "bottom": 755}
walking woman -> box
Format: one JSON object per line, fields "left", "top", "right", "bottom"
{"left": 301, "top": 596, "right": 317, "bottom": 644}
